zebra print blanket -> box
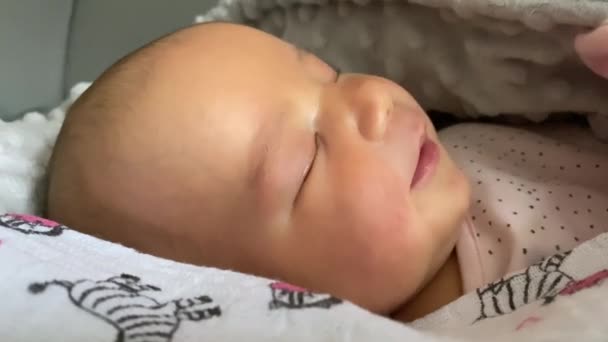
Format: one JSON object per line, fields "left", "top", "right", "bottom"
{"left": 1, "top": 212, "right": 608, "bottom": 342}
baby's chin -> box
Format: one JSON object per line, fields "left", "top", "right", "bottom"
{"left": 409, "top": 145, "right": 470, "bottom": 260}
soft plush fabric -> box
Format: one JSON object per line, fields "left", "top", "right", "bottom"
{"left": 0, "top": 83, "right": 87, "bottom": 215}
{"left": 197, "top": 0, "right": 608, "bottom": 137}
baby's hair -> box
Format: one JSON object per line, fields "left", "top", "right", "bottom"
{"left": 47, "top": 21, "right": 222, "bottom": 189}
{"left": 45, "top": 22, "right": 237, "bottom": 263}
{"left": 46, "top": 47, "right": 150, "bottom": 213}
{"left": 45, "top": 24, "right": 193, "bottom": 223}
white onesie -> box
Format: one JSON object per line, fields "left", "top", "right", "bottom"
{"left": 439, "top": 123, "right": 608, "bottom": 292}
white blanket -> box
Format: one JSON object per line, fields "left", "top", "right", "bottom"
{"left": 1, "top": 211, "right": 608, "bottom": 342}
{"left": 0, "top": 83, "right": 88, "bottom": 215}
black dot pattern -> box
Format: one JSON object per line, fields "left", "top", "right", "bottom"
{"left": 441, "top": 123, "right": 608, "bottom": 288}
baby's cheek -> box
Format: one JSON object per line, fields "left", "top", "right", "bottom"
{"left": 330, "top": 180, "right": 428, "bottom": 311}
{"left": 287, "top": 166, "right": 429, "bottom": 312}
{"left": 337, "top": 175, "right": 416, "bottom": 266}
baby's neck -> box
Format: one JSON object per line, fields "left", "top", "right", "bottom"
{"left": 391, "top": 250, "right": 463, "bottom": 322}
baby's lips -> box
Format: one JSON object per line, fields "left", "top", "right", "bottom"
{"left": 382, "top": 102, "right": 428, "bottom": 189}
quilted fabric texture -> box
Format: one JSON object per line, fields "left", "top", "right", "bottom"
{"left": 197, "top": 0, "right": 608, "bottom": 136}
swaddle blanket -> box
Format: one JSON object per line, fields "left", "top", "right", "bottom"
{"left": 2, "top": 211, "right": 608, "bottom": 342}
{"left": 197, "top": 0, "right": 608, "bottom": 137}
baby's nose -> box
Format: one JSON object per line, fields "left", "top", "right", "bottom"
{"left": 345, "top": 76, "right": 393, "bottom": 141}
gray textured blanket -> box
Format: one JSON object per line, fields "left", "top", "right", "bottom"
{"left": 197, "top": 0, "right": 608, "bottom": 135}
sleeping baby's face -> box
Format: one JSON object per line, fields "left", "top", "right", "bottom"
{"left": 48, "top": 23, "right": 470, "bottom": 315}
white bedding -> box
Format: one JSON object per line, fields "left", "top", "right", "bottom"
{"left": 0, "top": 83, "right": 88, "bottom": 215}
{"left": 1, "top": 208, "right": 608, "bottom": 342}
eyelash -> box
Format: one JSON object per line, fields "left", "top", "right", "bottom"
{"left": 323, "top": 60, "right": 341, "bottom": 80}
{"left": 330, "top": 64, "right": 341, "bottom": 80}
{"left": 297, "top": 133, "right": 320, "bottom": 200}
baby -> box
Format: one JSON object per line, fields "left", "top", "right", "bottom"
{"left": 45, "top": 22, "right": 608, "bottom": 322}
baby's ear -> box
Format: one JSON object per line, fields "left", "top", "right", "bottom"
{"left": 575, "top": 25, "right": 608, "bottom": 79}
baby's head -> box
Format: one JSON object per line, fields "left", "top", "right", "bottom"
{"left": 47, "top": 23, "right": 470, "bottom": 314}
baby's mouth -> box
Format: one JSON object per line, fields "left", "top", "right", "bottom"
{"left": 410, "top": 136, "right": 440, "bottom": 189}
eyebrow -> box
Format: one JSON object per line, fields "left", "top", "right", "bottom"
{"left": 294, "top": 46, "right": 339, "bottom": 81}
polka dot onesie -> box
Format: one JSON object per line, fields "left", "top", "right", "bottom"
{"left": 440, "top": 123, "right": 608, "bottom": 292}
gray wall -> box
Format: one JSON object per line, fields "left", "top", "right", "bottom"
{"left": 0, "top": 0, "right": 73, "bottom": 119}
{"left": 0, "top": 0, "right": 219, "bottom": 120}
{"left": 65, "top": 0, "right": 218, "bottom": 89}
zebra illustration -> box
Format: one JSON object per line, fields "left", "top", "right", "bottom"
{"left": 475, "top": 251, "right": 573, "bottom": 322}
{"left": 0, "top": 213, "right": 66, "bottom": 236}
{"left": 28, "top": 273, "right": 221, "bottom": 342}
{"left": 268, "top": 281, "right": 342, "bottom": 310}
